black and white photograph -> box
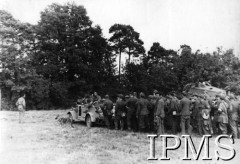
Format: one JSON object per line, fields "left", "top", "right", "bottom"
{"left": 0, "top": 0, "right": 240, "bottom": 163}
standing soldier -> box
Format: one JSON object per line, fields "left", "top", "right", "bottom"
{"left": 114, "top": 94, "right": 126, "bottom": 130}
{"left": 16, "top": 92, "right": 26, "bottom": 123}
{"left": 212, "top": 94, "right": 222, "bottom": 134}
{"left": 154, "top": 92, "right": 165, "bottom": 135}
{"left": 179, "top": 92, "right": 191, "bottom": 135}
{"left": 102, "top": 95, "right": 113, "bottom": 129}
{"left": 217, "top": 95, "right": 229, "bottom": 134}
{"left": 229, "top": 94, "right": 240, "bottom": 138}
{"left": 147, "top": 95, "right": 155, "bottom": 132}
{"left": 168, "top": 93, "right": 180, "bottom": 134}
{"left": 136, "top": 92, "right": 149, "bottom": 132}
{"left": 126, "top": 93, "right": 138, "bottom": 131}
{"left": 199, "top": 95, "right": 212, "bottom": 135}
{"left": 191, "top": 94, "right": 200, "bottom": 133}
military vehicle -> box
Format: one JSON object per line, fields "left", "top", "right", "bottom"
{"left": 68, "top": 101, "right": 115, "bottom": 127}
{"left": 67, "top": 101, "right": 105, "bottom": 127}
{"left": 183, "top": 81, "right": 226, "bottom": 98}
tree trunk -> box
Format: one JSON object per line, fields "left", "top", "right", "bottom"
{"left": 128, "top": 48, "right": 131, "bottom": 62}
{"left": 119, "top": 50, "right": 121, "bottom": 81}
{"left": 0, "top": 88, "right": 1, "bottom": 111}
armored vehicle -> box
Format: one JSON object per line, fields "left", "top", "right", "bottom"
{"left": 184, "top": 81, "right": 226, "bottom": 98}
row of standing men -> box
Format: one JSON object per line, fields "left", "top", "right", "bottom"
{"left": 100, "top": 90, "right": 240, "bottom": 138}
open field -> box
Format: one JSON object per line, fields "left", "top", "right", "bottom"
{"left": 0, "top": 110, "right": 240, "bottom": 164}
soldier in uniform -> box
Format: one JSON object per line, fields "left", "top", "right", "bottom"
{"left": 126, "top": 93, "right": 138, "bottom": 131}
{"left": 229, "top": 94, "right": 240, "bottom": 138}
{"left": 191, "top": 94, "right": 200, "bottom": 133}
{"left": 92, "top": 92, "right": 101, "bottom": 102}
{"left": 199, "top": 94, "right": 212, "bottom": 135}
{"left": 154, "top": 92, "right": 165, "bottom": 135}
{"left": 114, "top": 94, "right": 126, "bottom": 130}
{"left": 147, "top": 95, "right": 155, "bottom": 132}
{"left": 136, "top": 92, "right": 149, "bottom": 132}
{"left": 212, "top": 94, "right": 222, "bottom": 134}
{"left": 16, "top": 92, "right": 26, "bottom": 123}
{"left": 179, "top": 92, "right": 191, "bottom": 135}
{"left": 102, "top": 95, "right": 113, "bottom": 129}
{"left": 84, "top": 94, "right": 93, "bottom": 108}
{"left": 167, "top": 93, "right": 180, "bottom": 134}
{"left": 217, "top": 95, "right": 229, "bottom": 134}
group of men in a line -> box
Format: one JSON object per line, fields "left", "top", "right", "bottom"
{"left": 83, "top": 90, "right": 240, "bottom": 138}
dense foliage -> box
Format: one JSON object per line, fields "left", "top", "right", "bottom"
{"left": 0, "top": 3, "right": 240, "bottom": 110}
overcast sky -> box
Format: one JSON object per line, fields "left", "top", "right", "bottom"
{"left": 1, "top": 0, "right": 240, "bottom": 56}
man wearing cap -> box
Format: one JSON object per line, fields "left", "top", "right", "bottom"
{"left": 229, "top": 94, "right": 240, "bottom": 138}
{"left": 217, "top": 95, "right": 229, "bottom": 134}
{"left": 114, "top": 94, "right": 126, "bottom": 130}
{"left": 136, "top": 92, "right": 149, "bottom": 132}
{"left": 154, "top": 92, "right": 165, "bottom": 135}
{"left": 153, "top": 90, "right": 158, "bottom": 98}
{"left": 102, "top": 95, "right": 113, "bottom": 129}
{"left": 126, "top": 93, "right": 138, "bottom": 131}
{"left": 179, "top": 92, "right": 191, "bottom": 135}
{"left": 167, "top": 93, "right": 180, "bottom": 134}
{"left": 199, "top": 94, "right": 212, "bottom": 135}
{"left": 191, "top": 94, "right": 199, "bottom": 133}
{"left": 125, "top": 94, "right": 130, "bottom": 101}
{"left": 211, "top": 94, "right": 222, "bottom": 134}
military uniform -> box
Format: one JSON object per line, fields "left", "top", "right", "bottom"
{"left": 154, "top": 97, "right": 165, "bottom": 135}
{"left": 148, "top": 96, "right": 155, "bottom": 132}
{"left": 16, "top": 96, "right": 26, "bottom": 123}
{"left": 168, "top": 97, "right": 179, "bottom": 134}
{"left": 103, "top": 98, "right": 113, "bottom": 129}
{"left": 126, "top": 96, "right": 138, "bottom": 131}
{"left": 199, "top": 99, "right": 212, "bottom": 135}
{"left": 114, "top": 99, "right": 126, "bottom": 130}
{"left": 136, "top": 98, "right": 150, "bottom": 132}
{"left": 180, "top": 97, "right": 191, "bottom": 134}
{"left": 212, "top": 98, "right": 221, "bottom": 134}
{"left": 217, "top": 100, "right": 229, "bottom": 134}
{"left": 229, "top": 99, "right": 240, "bottom": 138}
{"left": 192, "top": 97, "right": 200, "bottom": 133}
{"left": 93, "top": 95, "right": 101, "bottom": 102}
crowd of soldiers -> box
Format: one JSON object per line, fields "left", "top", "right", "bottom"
{"left": 84, "top": 90, "right": 240, "bottom": 139}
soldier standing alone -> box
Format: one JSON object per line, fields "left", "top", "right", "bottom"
{"left": 16, "top": 92, "right": 26, "bottom": 123}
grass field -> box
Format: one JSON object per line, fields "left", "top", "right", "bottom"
{"left": 0, "top": 110, "right": 240, "bottom": 164}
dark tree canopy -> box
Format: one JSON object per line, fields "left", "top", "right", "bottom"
{"left": 1, "top": 3, "right": 240, "bottom": 110}
{"left": 109, "top": 24, "right": 145, "bottom": 80}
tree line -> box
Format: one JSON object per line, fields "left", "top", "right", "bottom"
{"left": 0, "top": 3, "right": 240, "bottom": 110}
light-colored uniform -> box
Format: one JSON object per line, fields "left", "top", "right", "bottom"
{"left": 16, "top": 97, "right": 26, "bottom": 111}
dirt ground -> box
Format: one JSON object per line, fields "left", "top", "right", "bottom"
{"left": 0, "top": 110, "right": 239, "bottom": 164}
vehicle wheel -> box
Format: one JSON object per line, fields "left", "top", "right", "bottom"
{"left": 86, "top": 115, "right": 93, "bottom": 127}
